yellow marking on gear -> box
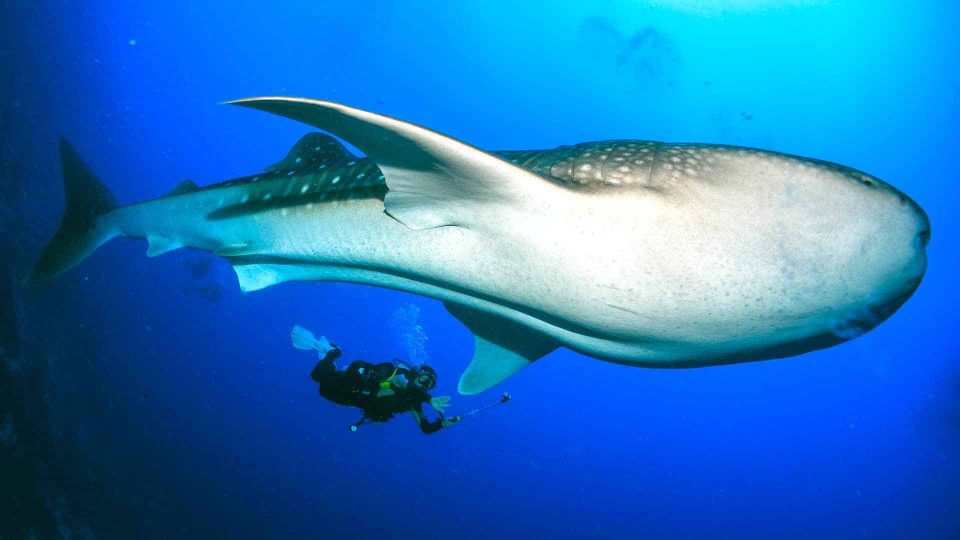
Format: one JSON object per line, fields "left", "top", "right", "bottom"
{"left": 379, "top": 367, "right": 399, "bottom": 389}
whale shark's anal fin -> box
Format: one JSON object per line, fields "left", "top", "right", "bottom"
{"left": 146, "top": 235, "right": 183, "bottom": 257}
{"left": 227, "top": 97, "right": 559, "bottom": 231}
{"left": 232, "top": 263, "right": 286, "bottom": 292}
{"left": 445, "top": 302, "right": 558, "bottom": 395}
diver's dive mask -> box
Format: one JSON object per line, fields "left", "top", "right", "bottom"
{"left": 413, "top": 365, "right": 437, "bottom": 390}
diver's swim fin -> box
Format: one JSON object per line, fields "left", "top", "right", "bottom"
{"left": 291, "top": 325, "right": 333, "bottom": 356}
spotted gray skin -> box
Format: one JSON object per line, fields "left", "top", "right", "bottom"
{"left": 30, "top": 98, "right": 930, "bottom": 395}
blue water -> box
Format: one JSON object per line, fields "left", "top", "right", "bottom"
{"left": 2, "top": 1, "right": 958, "bottom": 538}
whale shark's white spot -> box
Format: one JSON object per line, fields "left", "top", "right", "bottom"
{"left": 241, "top": 194, "right": 250, "bottom": 203}
{"left": 332, "top": 175, "right": 341, "bottom": 184}
{"left": 287, "top": 171, "right": 295, "bottom": 176}
{"left": 300, "top": 185, "right": 309, "bottom": 194}
{"left": 263, "top": 194, "right": 272, "bottom": 201}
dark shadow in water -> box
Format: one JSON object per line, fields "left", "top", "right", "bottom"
{"left": 185, "top": 283, "right": 223, "bottom": 303}
{"left": 184, "top": 257, "right": 213, "bottom": 279}
{"left": 0, "top": 248, "right": 20, "bottom": 359}
{"left": 0, "top": 146, "right": 21, "bottom": 208}
{"left": 950, "top": 366, "right": 960, "bottom": 429}
{"left": 0, "top": 35, "right": 21, "bottom": 208}
{"left": 579, "top": 18, "right": 681, "bottom": 81}
{"left": 0, "top": 213, "right": 139, "bottom": 538}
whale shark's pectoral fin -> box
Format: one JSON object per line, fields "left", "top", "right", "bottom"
{"left": 445, "top": 302, "right": 559, "bottom": 395}
{"left": 227, "top": 97, "right": 557, "bottom": 230}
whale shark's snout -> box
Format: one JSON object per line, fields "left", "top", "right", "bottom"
{"left": 915, "top": 203, "right": 932, "bottom": 248}
{"left": 884, "top": 180, "right": 929, "bottom": 286}
{"left": 900, "top": 191, "right": 929, "bottom": 293}
{"left": 871, "top": 171, "right": 930, "bottom": 248}
{"left": 831, "top": 171, "right": 929, "bottom": 337}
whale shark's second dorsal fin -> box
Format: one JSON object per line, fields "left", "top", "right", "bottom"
{"left": 266, "top": 132, "right": 357, "bottom": 173}
{"left": 445, "top": 302, "right": 558, "bottom": 395}
{"left": 166, "top": 180, "right": 200, "bottom": 196}
{"left": 227, "top": 97, "right": 564, "bottom": 230}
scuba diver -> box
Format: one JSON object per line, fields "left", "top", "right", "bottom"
{"left": 292, "top": 325, "right": 459, "bottom": 434}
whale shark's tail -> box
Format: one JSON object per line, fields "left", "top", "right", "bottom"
{"left": 27, "top": 140, "right": 119, "bottom": 286}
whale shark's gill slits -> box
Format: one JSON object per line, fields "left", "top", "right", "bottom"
{"left": 206, "top": 169, "right": 387, "bottom": 221}
{"left": 496, "top": 149, "right": 552, "bottom": 171}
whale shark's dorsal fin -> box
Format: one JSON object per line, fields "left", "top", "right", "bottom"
{"left": 266, "top": 132, "right": 357, "bottom": 173}
{"left": 227, "top": 97, "right": 560, "bottom": 230}
{"left": 445, "top": 302, "right": 559, "bottom": 395}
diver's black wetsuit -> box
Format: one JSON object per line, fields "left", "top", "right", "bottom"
{"left": 310, "top": 347, "right": 445, "bottom": 434}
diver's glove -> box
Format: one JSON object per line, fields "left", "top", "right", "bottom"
{"left": 291, "top": 325, "right": 336, "bottom": 357}
{"left": 441, "top": 416, "right": 461, "bottom": 428}
{"left": 430, "top": 396, "right": 451, "bottom": 413}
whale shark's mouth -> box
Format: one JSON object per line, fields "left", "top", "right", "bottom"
{"left": 831, "top": 305, "right": 885, "bottom": 340}
{"left": 830, "top": 280, "right": 922, "bottom": 340}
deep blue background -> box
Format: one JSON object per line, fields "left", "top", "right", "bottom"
{"left": 2, "top": 1, "right": 959, "bottom": 538}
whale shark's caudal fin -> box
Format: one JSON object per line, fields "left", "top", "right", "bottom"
{"left": 27, "top": 140, "right": 119, "bottom": 286}
{"left": 445, "top": 303, "right": 558, "bottom": 395}
{"left": 226, "top": 97, "right": 560, "bottom": 231}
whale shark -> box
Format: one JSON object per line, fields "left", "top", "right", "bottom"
{"left": 29, "top": 97, "right": 930, "bottom": 394}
